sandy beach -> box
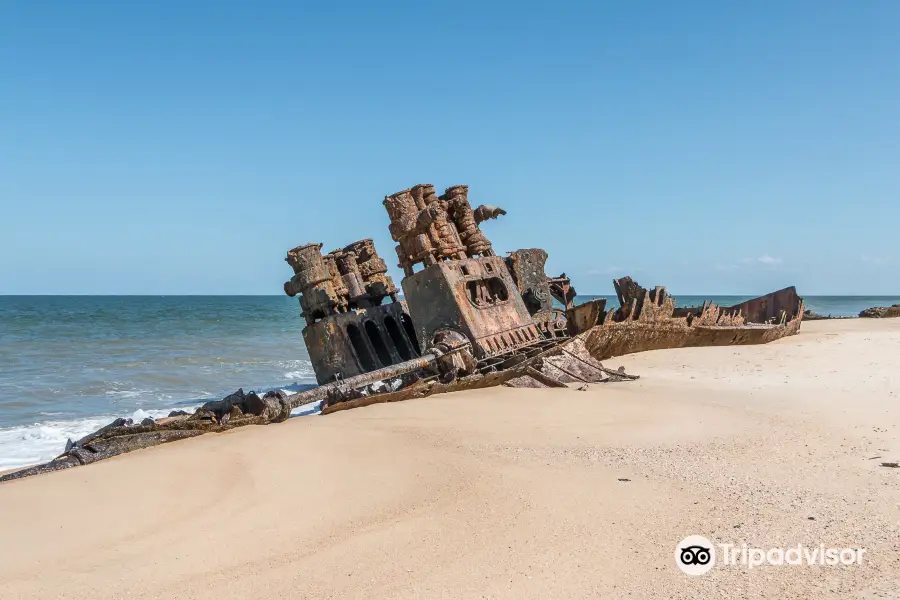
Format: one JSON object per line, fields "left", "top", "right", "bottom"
{"left": 1, "top": 318, "right": 898, "bottom": 599}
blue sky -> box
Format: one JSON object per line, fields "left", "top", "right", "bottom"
{"left": 2, "top": 1, "right": 898, "bottom": 295}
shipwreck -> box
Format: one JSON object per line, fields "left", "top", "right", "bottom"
{"left": 0, "top": 183, "right": 804, "bottom": 482}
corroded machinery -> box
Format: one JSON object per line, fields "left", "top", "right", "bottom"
{"left": 1, "top": 182, "right": 808, "bottom": 483}
{"left": 284, "top": 238, "right": 398, "bottom": 324}
{"left": 384, "top": 184, "right": 547, "bottom": 364}
{"left": 280, "top": 182, "right": 805, "bottom": 409}
{"left": 283, "top": 238, "right": 420, "bottom": 384}
{"left": 283, "top": 183, "right": 610, "bottom": 405}
{"left": 504, "top": 248, "right": 581, "bottom": 337}
{"left": 383, "top": 184, "right": 506, "bottom": 277}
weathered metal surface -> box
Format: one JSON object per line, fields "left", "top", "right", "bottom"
{"left": 565, "top": 298, "right": 607, "bottom": 335}
{"left": 286, "top": 192, "right": 566, "bottom": 408}
{"left": 319, "top": 336, "right": 578, "bottom": 414}
{"left": 319, "top": 366, "right": 522, "bottom": 415}
{"left": 284, "top": 243, "right": 339, "bottom": 325}
{"left": 284, "top": 239, "right": 399, "bottom": 325}
{"left": 727, "top": 286, "right": 802, "bottom": 323}
{"left": 506, "top": 249, "right": 554, "bottom": 314}
{"left": 548, "top": 275, "right": 576, "bottom": 310}
{"left": 384, "top": 184, "right": 505, "bottom": 277}
{"left": 384, "top": 185, "right": 466, "bottom": 276}
{"left": 524, "top": 366, "right": 569, "bottom": 388}
{"left": 585, "top": 315, "right": 803, "bottom": 361}
{"left": 504, "top": 335, "right": 638, "bottom": 388}
{"left": 585, "top": 276, "right": 803, "bottom": 362}
{"left": 532, "top": 308, "right": 569, "bottom": 339}
{"left": 283, "top": 239, "right": 418, "bottom": 385}
{"left": 503, "top": 248, "right": 578, "bottom": 340}
{"left": 536, "top": 335, "right": 625, "bottom": 384}
{"left": 612, "top": 276, "right": 647, "bottom": 318}
{"left": 505, "top": 248, "right": 576, "bottom": 314}
{"left": 401, "top": 256, "right": 545, "bottom": 360}
{"left": 302, "top": 301, "right": 419, "bottom": 384}
{"left": 280, "top": 352, "right": 446, "bottom": 411}
{"left": 382, "top": 187, "right": 543, "bottom": 363}
{"left": 672, "top": 285, "right": 804, "bottom": 324}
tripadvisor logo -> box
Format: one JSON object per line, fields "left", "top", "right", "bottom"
{"left": 675, "top": 535, "right": 716, "bottom": 575}
{"left": 675, "top": 535, "right": 866, "bottom": 575}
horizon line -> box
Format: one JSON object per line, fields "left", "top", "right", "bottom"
{"left": 2, "top": 293, "right": 899, "bottom": 298}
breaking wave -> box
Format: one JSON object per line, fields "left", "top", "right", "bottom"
{"left": 0, "top": 405, "right": 200, "bottom": 471}
{"left": 0, "top": 389, "right": 321, "bottom": 471}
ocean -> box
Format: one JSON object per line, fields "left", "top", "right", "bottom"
{"left": 1, "top": 294, "right": 898, "bottom": 469}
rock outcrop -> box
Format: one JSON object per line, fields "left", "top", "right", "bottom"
{"left": 801, "top": 310, "right": 855, "bottom": 321}
{"left": 802, "top": 310, "right": 833, "bottom": 320}
{"left": 859, "top": 305, "right": 900, "bottom": 318}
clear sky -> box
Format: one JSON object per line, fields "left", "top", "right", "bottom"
{"left": 2, "top": 1, "right": 898, "bottom": 295}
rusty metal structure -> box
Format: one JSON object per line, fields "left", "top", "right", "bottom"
{"left": 279, "top": 184, "right": 805, "bottom": 408}
{"left": 383, "top": 184, "right": 505, "bottom": 277}
{"left": 504, "top": 248, "right": 577, "bottom": 338}
{"left": 1, "top": 182, "right": 808, "bottom": 483}
{"left": 275, "top": 183, "right": 620, "bottom": 410}
{"left": 283, "top": 238, "right": 420, "bottom": 384}
{"left": 584, "top": 277, "right": 804, "bottom": 361}
{"left": 670, "top": 283, "right": 803, "bottom": 325}
{"left": 384, "top": 185, "right": 546, "bottom": 363}
{"left": 278, "top": 184, "right": 596, "bottom": 399}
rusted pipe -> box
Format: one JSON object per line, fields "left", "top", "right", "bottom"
{"left": 284, "top": 353, "right": 442, "bottom": 410}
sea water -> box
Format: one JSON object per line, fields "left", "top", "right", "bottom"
{"left": 1, "top": 294, "right": 897, "bottom": 469}
{"left": 0, "top": 296, "right": 316, "bottom": 469}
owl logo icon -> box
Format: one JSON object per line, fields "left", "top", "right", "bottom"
{"left": 675, "top": 536, "right": 716, "bottom": 575}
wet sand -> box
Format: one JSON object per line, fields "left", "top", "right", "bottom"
{"left": 1, "top": 319, "right": 898, "bottom": 599}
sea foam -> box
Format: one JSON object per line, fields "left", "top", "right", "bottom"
{"left": 0, "top": 390, "right": 320, "bottom": 471}
{"left": 0, "top": 405, "right": 200, "bottom": 470}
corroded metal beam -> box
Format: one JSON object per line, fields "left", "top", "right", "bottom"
{"left": 283, "top": 353, "right": 441, "bottom": 410}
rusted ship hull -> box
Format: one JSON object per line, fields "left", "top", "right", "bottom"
{"left": 1, "top": 184, "right": 807, "bottom": 484}
{"left": 583, "top": 277, "right": 804, "bottom": 361}
{"left": 671, "top": 285, "right": 803, "bottom": 324}
{"left": 585, "top": 318, "right": 802, "bottom": 361}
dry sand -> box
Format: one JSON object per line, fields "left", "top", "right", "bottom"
{"left": 1, "top": 319, "right": 898, "bottom": 599}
